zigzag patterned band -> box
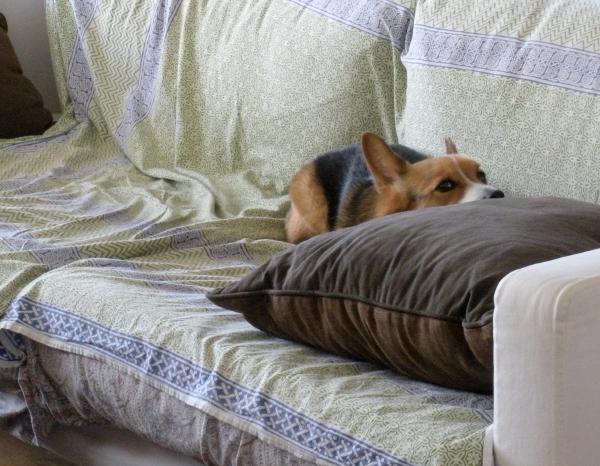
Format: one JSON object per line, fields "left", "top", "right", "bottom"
{"left": 3, "top": 297, "right": 411, "bottom": 466}
{"left": 404, "top": 25, "right": 600, "bottom": 96}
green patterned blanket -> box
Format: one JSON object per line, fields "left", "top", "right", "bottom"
{"left": 0, "top": 116, "right": 491, "bottom": 465}
{"left": 4, "top": 0, "right": 600, "bottom": 464}
{"left": 0, "top": 1, "right": 496, "bottom": 464}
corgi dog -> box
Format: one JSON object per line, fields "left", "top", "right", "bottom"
{"left": 285, "top": 133, "right": 504, "bottom": 243}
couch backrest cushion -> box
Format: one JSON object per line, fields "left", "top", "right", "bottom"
{"left": 49, "top": 0, "right": 600, "bottom": 207}
{"left": 49, "top": 0, "right": 415, "bottom": 216}
{"left": 401, "top": 0, "right": 600, "bottom": 203}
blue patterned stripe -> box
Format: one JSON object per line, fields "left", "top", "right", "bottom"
{"left": 0, "top": 330, "right": 24, "bottom": 364}
{"left": 203, "top": 241, "right": 254, "bottom": 263}
{"left": 3, "top": 297, "right": 413, "bottom": 466}
{"left": 404, "top": 25, "right": 600, "bottom": 96}
{"left": 0, "top": 155, "right": 131, "bottom": 192}
{"left": 0, "top": 228, "right": 227, "bottom": 270}
{"left": 85, "top": 258, "right": 226, "bottom": 300}
{"left": 115, "top": 0, "right": 183, "bottom": 145}
{"left": 0, "top": 346, "right": 14, "bottom": 363}
{"left": 287, "top": 0, "right": 414, "bottom": 51}
{"left": 0, "top": 156, "right": 128, "bottom": 194}
{"left": 389, "top": 374, "right": 493, "bottom": 423}
{"left": 0, "top": 124, "right": 81, "bottom": 153}
{"left": 68, "top": 0, "right": 100, "bottom": 121}
{"left": 0, "top": 212, "right": 252, "bottom": 270}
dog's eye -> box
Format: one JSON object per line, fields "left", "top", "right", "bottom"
{"left": 477, "top": 170, "right": 487, "bottom": 184}
{"left": 435, "top": 179, "right": 457, "bottom": 193}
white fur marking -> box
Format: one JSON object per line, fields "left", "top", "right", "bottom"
{"left": 447, "top": 156, "right": 497, "bottom": 203}
{"left": 460, "top": 184, "right": 490, "bottom": 203}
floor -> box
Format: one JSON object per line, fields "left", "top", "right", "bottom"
{"left": 0, "top": 431, "right": 74, "bottom": 466}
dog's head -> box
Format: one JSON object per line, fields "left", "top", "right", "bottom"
{"left": 361, "top": 133, "right": 503, "bottom": 217}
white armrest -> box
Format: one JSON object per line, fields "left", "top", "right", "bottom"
{"left": 493, "top": 248, "right": 600, "bottom": 466}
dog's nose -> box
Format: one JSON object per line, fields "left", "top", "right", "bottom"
{"left": 488, "top": 189, "right": 504, "bottom": 199}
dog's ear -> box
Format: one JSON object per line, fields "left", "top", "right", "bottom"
{"left": 445, "top": 137, "right": 459, "bottom": 155}
{"left": 361, "top": 133, "right": 408, "bottom": 192}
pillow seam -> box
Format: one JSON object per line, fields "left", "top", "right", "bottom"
{"left": 209, "top": 288, "right": 494, "bottom": 328}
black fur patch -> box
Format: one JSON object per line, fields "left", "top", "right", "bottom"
{"left": 313, "top": 143, "right": 427, "bottom": 229}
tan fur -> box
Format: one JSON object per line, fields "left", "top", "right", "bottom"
{"left": 372, "top": 186, "right": 411, "bottom": 218}
{"left": 286, "top": 164, "right": 329, "bottom": 243}
{"left": 361, "top": 133, "right": 408, "bottom": 190}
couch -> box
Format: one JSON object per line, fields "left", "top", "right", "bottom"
{"left": 0, "top": 1, "right": 599, "bottom": 465}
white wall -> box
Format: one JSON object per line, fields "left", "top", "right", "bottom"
{"left": 0, "top": 0, "right": 61, "bottom": 114}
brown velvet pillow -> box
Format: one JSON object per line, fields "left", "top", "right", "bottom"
{"left": 0, "top": 13, "right": 53, "bottom": 139}
{"left": 208, "top": 198, "right": 600, "bottom": 393}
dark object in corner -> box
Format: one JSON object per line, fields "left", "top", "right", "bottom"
{"left": 0, "top": 12, "right": 53, "bottom": 139}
